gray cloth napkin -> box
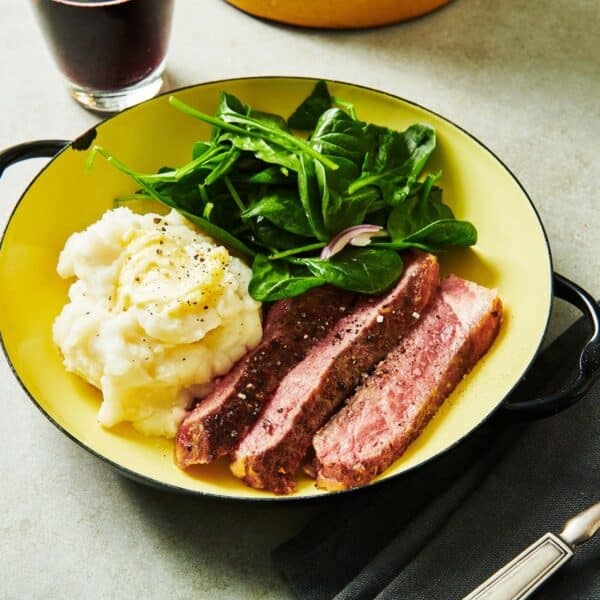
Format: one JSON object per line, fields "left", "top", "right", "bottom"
{"left": 273, "top": 313, "right": 599, "bottom": 599}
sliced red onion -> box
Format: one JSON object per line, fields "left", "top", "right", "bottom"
{"left": 320, "top": 225, "right": 384, "bottom": 260}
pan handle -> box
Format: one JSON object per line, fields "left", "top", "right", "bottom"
{"left": 0, "top": 140, "right": 70, "bottom": 178}
{"left": 503, "top": 273, "right": 600, "bottom": 418}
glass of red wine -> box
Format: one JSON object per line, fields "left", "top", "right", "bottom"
{"left": 31, "top": 0, "right": 175, "bottom": 113}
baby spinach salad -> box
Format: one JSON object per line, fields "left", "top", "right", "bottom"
{"left": 89, "top": 81, "right": 477, "bottom": 301}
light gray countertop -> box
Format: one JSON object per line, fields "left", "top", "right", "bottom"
{"left": 1, "top": 1, "right": 598, "bottom": 598}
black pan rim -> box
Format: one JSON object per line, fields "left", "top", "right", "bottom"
{"left": 0, "top": 75, "right": 554, "bottom": 503}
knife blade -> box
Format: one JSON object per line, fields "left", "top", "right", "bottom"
{"left": 463, "top": 501, "right": 600, "bottom": 600}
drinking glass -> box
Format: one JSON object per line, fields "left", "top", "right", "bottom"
{"left": 31, "top": 0, "right": 175, "bottom": 113}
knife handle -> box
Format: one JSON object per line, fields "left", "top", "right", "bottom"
{"left": 462, "top": 533, "right": 573, "bottom": 600}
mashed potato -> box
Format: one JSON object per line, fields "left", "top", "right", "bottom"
{"left": 53, "top": 207, "right": 262, "bottom": 438}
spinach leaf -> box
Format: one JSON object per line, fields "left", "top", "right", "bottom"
{"left": 349, "top": 123, "right": 436, "bottom": 204}
{"left": 207, "top": 188, "right": 245, "bottom": 232}
{"left": 309, "top": 109, "right": 376, "bottom": 234}
{"left": 311, "top": 108, "right": 369, "bottom": 181}
{"left": 203, "top": 146, "right": 241, "bottom": 186}
{"left": 242, "top": 188, "right": 313, "bottom": 237}
{"left": 170, "top": 94, "right": 339, "bottom": 170}
{"left": 192, "top": 141, "right": 212, "bottom": 159}
{"left": 217, "top": 91, "right": 247, "bottom": 117}
{"left": 386, "top": 174, "right": 452, "bottom": 240}
{"left": 246, "top": 166, "right": 294, "bottom": 185}
{"left": 375, "top": 219, "right": 477, "bottom": 252}
{"left": 322, "top": 185, "right": 379, "bottom": 236}
{"left": 87, "top": 146, "right": 178, "bottom": 210}
{"left": 178, "top": 209, "right": 255, "bottom": 257}
{"left": 249, "top": 218, "right": 314, "bottom": 251}
{"left": 156, "top": 178, "right": 205, "bottom": 213}
{"left": 218, "top": 93, "right": 293, "bottom": 131}
{"left": 383, "top": 174, "right": 476, "bottom": 251}
{"left": 332, "top": 96, "right": 358, "bottom": 120}
{"left": 287, "top": 80, "right": 332, "bottom": 130}
{"left": 298, "top": 247, "right": 403, "bottom": 294}
{"left": 172, "top": 144, "right": 229, "bottom": 180}
{"left": 219, "top": 131, "right": 299, "bottom": 171}
{"left": 251, "top": 109, "right": 291, "bottom": 132}
{"left": 308, "top": 111, "right": 378, "bottom": 233}
{"left": 216, "top": 99, "right": 301, "bottom": 169}
{"left": 249, "top": 254, "right": 324, "bottom": 301}
{"left": 298, "top": 155, "right": 328, "bottom": 241}
{"left": 402, "top": 219, "right": 477, "bottom": 249}
{"left": 223, "top": 176, "right": 246, "bottom": 211}
{"left": 362, "top": 123, "right": 436, "bottom": 178}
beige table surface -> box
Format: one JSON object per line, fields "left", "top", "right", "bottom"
{"left": 1, "top": 1, "right": 598, "bottom": 598}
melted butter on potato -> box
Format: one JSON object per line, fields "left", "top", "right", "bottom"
{"left": 53, "top": 207, "right": 262, "bottom": 438}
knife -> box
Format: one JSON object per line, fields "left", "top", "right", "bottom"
{"left": 463, "top": 501, "right": 600, "bottom": 600}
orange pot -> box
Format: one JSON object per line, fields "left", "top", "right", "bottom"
{"left": 226, "top": 0, "right": 452, "bottom": 29}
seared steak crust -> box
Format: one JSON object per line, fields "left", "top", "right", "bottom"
{"left": 175, "top": 285, "right": 355, "bottom": 467}
{"left": 313, "top": 276, "right": 502, "bottom": 491}
{"left": 230, "top": 252, "right": 440, "bottom": 494}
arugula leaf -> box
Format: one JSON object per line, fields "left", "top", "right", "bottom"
{"left": 297, "top": 247, "right": 403, "bottom": 294}
{"left": 242, "top": 188, "right": 313, "bottom": 237}
{"left": 249, "top": 254, "right": 324, "bottom": 301}
{"left": 287, "top": 80, "right": 333, "bottom": 131}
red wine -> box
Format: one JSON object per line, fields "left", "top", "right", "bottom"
{"left": 32, "top": 0, "right": 174, "bottom": 91}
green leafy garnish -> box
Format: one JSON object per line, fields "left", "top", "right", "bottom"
{"left": 89, "top": 81, "right": 477, "bottom": 302}
{"left": 249, "top": 254, "right": 324, "bottom": 301}
{"left": 287, "top": 80, "right": 332, "bottom": 130}
{"left": 297, "top": 247, "right": 404, "bottom": 294}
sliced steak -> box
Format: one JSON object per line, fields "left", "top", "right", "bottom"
{"left": 175, "top": 285, "right": 355, "bottom": 467}
{"left": 230, "top": 251, "right": 440, "bottom": 494}
{"left": 313, "top": 275, "right": 502, "bottom": 491}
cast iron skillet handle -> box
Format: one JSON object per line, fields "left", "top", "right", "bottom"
{"left": 503, "top": 272, "right": 600, "bottom": 419}
{"left": 0, "top": 140, "right": 70, "bottom": 179}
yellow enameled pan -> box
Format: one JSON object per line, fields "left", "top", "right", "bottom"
{"left": 1, "top": 77, "right": 598, "bottom": 501}
{"left": 225, "top": 0, "right": 452, "bottom": 29}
